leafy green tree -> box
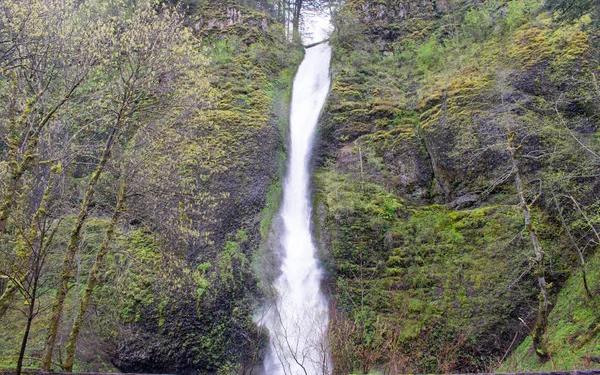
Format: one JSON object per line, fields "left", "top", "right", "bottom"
{"left": 0, "top": 0, "right": 100, "bottom": 241}
{"left": 39, "top": 0, "right": 209, "bottom": 369}
{"left": 0, "top": 0, "right": 105, "bottom": 321}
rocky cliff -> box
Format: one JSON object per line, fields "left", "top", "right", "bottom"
{"left": 316, "top": 0, "right": 600, "bottom": 373}
{"left": 110, "top": 4, "right": 302, "bottom": 373}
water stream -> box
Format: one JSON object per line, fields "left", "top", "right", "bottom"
{"left": 260, "top": 15, "right": 332, "bottom": 375}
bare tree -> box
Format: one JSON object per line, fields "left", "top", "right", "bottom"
{"left": 259, "top": 292, "right": 331, "bottom": 375}
{"left": 506, "top": 130, "right": 550, "bottom": 359}
{"left": 0, "top": 165, "right": 62, "bottom": 375}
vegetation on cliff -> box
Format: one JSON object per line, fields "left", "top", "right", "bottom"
{"left": 0, "top": 0, "right": 301, "bottom": 373}
{"left": 318, "top": 0, "right": 600, "bottom": 373}
{"left": 0, "top": 0, "right": 598, "bottom": 374}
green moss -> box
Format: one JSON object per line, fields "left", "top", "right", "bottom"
{"left": 318, "top": 164, "right": 546, "bottom": 372}
{"left": 115, "top": 230, "right": 161, "bottom": 322}
{"left": 322, "top": 0, "right": 600, "bottom": 373}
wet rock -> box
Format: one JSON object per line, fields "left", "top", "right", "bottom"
{"left": 450, "top": 194, "right": 480, "bottom": 209}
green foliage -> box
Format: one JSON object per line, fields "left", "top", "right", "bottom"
{"left": 461, "top": 4, "right": 494, "bottom": 41}
{"left": 318, "top": 167, "right": 404, "bottom": 223}
{"left": 416, "top": 38, "right": 442, "bottom": 73}
{"left": 208, "top": 38, "right": 243, "bottom": 65}
{"left": 503, "top": 0, "right": 542, "bottom": 33}
{"left": 457, "top": 0, "right": 543, "bottom": 42}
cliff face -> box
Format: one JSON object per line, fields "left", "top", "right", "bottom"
{"left": 110, "top": 4, "right": 302, "bottom": 373}
{"left": 317, "top": 0, "right": 600, "bottom": 373}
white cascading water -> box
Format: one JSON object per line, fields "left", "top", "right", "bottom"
{"left": 260, "top": 14, "right": 332, "bottom": 375}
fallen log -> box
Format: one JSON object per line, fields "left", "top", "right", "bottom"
{"left": 303, "top": 39, "right": 329, "bottom": 49}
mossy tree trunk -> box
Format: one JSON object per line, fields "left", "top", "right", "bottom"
{"left": 63, "top": 179, "right": 127, "bottom": 372}
{"left": 0, "top": 74, "right": 84, "bottom": 241}
{"left": 41, "top": 126, "right": 120, "bottom": 371}
{"left": 0, "top": 75, "right": 43, "bottom": 240}
{"left": 507, "top": 131, "right": 550, "bottom": 360}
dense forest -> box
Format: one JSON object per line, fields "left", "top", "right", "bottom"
{"left": 0, "top": 0, "right": 599, "bottom": 374}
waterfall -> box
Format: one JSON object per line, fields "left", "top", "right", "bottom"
{"left": 260, "top": 13, "right": 332, "bottom": 375}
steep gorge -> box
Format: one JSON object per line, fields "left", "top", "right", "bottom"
{"left": 0, "top": 0, "right": 599, "bottom": 374}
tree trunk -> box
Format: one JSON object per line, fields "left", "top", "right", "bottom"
{"left": 0, "top": 173, "right": 20, "bottom": 239}
{"left": 507, "top": 131, "right": 550, "bottom": 360}
{"left": 2, "top": 174, "right": 54, "bottom": 320}
{"left": 292, "top": 0, "right": 303, "bottom": 42}
{"left": 304, "top": 39, "right": 330, "bottom": 49}
{"left": 63, "top": 180, "right": 126, "bottom": 372}
{"left": 1, "top": 77, "right": 82, "bottom": 241}
{"left": 0, "top": 80, "right": 41, "bottom": 240}
{"left": 16, "top": 299, "right": 36, "bottom": 375}
{"left": 0, "top": 152, "right": 35, "bottom": 240}
{"left": 17, "top": 268, "right": 39, "bottom": 375}
{"left": 41, "top": 128, "right": 118, "bottom": 371}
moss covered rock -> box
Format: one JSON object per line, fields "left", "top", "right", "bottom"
{"left": 319, "top": 0, "right": 600, "bottom": 373}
